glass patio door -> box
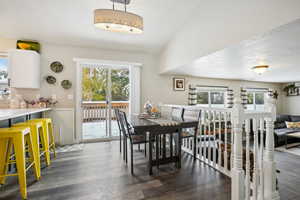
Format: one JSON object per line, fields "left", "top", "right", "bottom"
{"left": 81, "top": 66, "right": 129, "bottom": 141}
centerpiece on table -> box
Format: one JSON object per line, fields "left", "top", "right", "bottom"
{"left": 139, "top": 100, "right": 161, "bottom": 119}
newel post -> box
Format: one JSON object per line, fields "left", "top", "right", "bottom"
{"left": 264, "top": 96, "right": 280, "bottom": 200}
{"left": 231, "top": 98, "right": 245, "bottom": 200}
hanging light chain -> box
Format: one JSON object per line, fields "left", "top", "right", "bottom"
{"left": 124, "top": 0, "right": 127, "bottom": 12}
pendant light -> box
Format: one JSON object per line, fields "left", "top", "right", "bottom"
{"left": 252, "top": 65, "right": 269, "bottom": 75}
{"left": 94, "top": 0, "right": 143, "bottom": 34}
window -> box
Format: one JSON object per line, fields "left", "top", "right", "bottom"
{"left": 196, "top": 87, "right": 225, "bottom": 108}
{"left": 246, "top": 89, "right": 266, "bottom": 111}
{"left": 0, "top": 54, "right": 9, "bottom": 95}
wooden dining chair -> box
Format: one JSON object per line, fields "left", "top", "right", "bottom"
{"left": 113, "top": 108, "right": 122, "bottom": 154}
{"left": 182, "top": 108, "right": 200, "bottom": 137}
{"left": 171, "top": 107, "right": 184, "bottom": 120}
{"left": 118, "top": 111, "right": 149, "bottom": 175}
{"left": 181, "top": 108, "right": 200, "bottom": 159}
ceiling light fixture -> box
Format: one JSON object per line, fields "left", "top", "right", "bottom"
{"left": 252, "top": 65, "right": 269, "bottom": 75}
{"left": 94, "top": 0, "right": 143, "bottom": 34}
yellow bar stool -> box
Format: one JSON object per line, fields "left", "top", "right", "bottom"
{"left": 0, "top": 127, "right": 40, "bottom": 199}
{"left": 28, "top": 118, "right": 56, "bottom": 159}
{"left": 13, "top": 121, "right": 50, "bottom": 168}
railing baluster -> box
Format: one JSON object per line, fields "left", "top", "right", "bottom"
{"left": 259, "top": 118, "right": 265, "bottom": 200}
{"left": 245, "top": 119, "right": 251, "bottom": 200}
{"left": 224, "top": 112, "right": 228, "bottom": 172}
{"left": 252, "top": 118, "right": 258, "bottom": 200}
{"left": 213, "top": 111, "right": 217, "bottom": 167}
{"left": 198, "top": 112, "right": 203, "bottom": 160}
{"left": 218, "top": 111, "right": 222, "bottom": 169}
{"left": 204, "top": 111, "right": 208, "bottom": 164}
{"left": 208, "top": 111, "right": 212, "bottom": 166}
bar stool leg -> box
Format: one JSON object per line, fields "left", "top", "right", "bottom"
{"left": 29, "top": 127, "right": 41, "bottom": 179}
{"left": 0, "top": 139, "right": 12, "bottom": 184}
{"left": 25, "top": 133, "right": 40, "bottom": 180}
{"left": 48, "top": 123, "right": 56, "bottom": 158}
{"left": 13, "top": 135, "right": 27, "bottom": 200}
{"left": 40, "top": 126, "right": 51, "bottom": 166}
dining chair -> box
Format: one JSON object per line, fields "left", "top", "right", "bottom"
{"left": 182, "top": 108, "right": 200, "bottom": 137}
{"left": 118, "top": 111, "right": 148, "bottom": 175}
{"left": 113, "top": 108, "right": 122, "bottom": 154}
{"left": 181, "top": 108, "right": 200, "bottom": 159}
{"left": 171, "top": 107, "right": 184, "bottom": 120}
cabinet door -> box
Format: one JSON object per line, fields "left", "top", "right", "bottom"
{"left": 9, "top": 49, "right": 40, "bottom": 89}
{"left": 44, "top": 108, "right": 75, "bottom": 145}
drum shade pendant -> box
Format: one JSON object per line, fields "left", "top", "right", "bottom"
{"left": 94, "top": 0, "right": 143, "bottom": 34}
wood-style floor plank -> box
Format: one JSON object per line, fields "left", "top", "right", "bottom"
{"left": 0, "top": 141, "right": 299, "bottom": 200}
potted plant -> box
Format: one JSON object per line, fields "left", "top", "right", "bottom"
{"left": 283, "top": 84, "right": 296, "bottom": 95}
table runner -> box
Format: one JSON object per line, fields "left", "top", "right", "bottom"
{"left": 147, "top": 118, "right": 179, "bottom": 126}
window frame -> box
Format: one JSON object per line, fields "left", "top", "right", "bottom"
{"left": 0, "top": 52, "right": 9, "bottom": 86}
{"left": 196, "top": 87, "right": 226, "bottom": 108}
{"left": 245, "top": 89, "right": 267, "bottom": 111}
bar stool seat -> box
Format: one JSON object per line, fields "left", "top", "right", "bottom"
{"left": 13, "top": 121, "right": 50, "bottom": 167}
{"left": 28, "top": 118, "right": 56, "bottom": 158}
{"left": 0, "top": 127, "right": 40, "bottom": 199}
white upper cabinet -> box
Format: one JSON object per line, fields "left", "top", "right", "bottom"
{"left": 8, "top": 49, "right": 40, "bottom": 89}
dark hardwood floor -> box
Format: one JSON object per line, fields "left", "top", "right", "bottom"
{"left": 0, "top": 141, "right": 299, "bottom": 200}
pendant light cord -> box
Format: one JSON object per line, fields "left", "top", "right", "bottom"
{"left": 124, "top": 0, "right": 127, "bottom": 12}
{"left": 112, "top": 0, "right": 127, "bottom": 12}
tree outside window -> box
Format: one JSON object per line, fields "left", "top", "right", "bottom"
{"left": 246, "top": 90, "right": 265, "bottom": 111}
{"left": 197, "top": 89, "right": 225, "bottom": 108}
{"left": 82, "top": 67, "right": 129, "bottom": 102}
{"left": 0, "top": 56, "right": 10, "bottom": 95}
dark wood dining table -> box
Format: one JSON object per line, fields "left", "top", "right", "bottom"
{"left": 129, "top": 115, "right": 198, "bottom": 175}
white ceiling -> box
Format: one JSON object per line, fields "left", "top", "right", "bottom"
{"left": 0, "top": 0, "right": 202, "bottom": 52}
{"left": 170, "top": 18, "right": 300, "bottom": 83}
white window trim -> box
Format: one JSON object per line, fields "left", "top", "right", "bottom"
{"left": 0, "top": 52, "right": 9, "bottom": 87}
{"left": 246, "top": 89, "right": 266, "bottom": 111}
{"left": 196, "top": 88, "right": 225, "bottom": 108}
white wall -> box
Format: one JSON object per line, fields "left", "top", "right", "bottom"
{"left": 0, "top": 37, "right": 284, "bottom": 113}
{"left": 160, "top": 1, "right": 300, "bottom": 73}
{"left": 282, "top": 95, "right": 300, "bottom": 115}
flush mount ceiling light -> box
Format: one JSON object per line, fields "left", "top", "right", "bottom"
{"left": 94, "top": 0, "right": 143, "bottom": 34}
{"left": 252, "top": 65, "right": 269, "bottom": 75}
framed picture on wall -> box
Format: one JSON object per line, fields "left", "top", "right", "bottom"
{"left": 173, "top": 77, "right": 185, "bottom": 91}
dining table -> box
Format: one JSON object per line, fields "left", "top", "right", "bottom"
{"left": 129, "top": 115, "right": 198, "bottom": 175}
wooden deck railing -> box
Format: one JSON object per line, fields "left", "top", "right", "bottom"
{"left": 82, "top": 101, "right": 129, "bottom": 122}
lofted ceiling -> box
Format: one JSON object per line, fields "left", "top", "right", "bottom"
{"left": 0, "top": 0, "right": 202, "bottom": 53}
{"left": 1, "top": 0, "right": 300, "bottom": 83}
{"left": 169, "top": 19, "right": 300, "bottom": 83}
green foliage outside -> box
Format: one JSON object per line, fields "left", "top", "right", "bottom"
{"left": 197, "top": 92, "right": 209, "bottom": 104}
{"left": 82, "top": 67, "right": 129, "bottom": 101}
{"left": 247, "top": 92, "right": 264, "bottom": 105}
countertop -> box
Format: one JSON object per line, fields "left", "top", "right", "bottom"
{"left": 0, "top": 108, "right": 51, "bottom": 121}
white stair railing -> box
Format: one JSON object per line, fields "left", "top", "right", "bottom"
{"left": 160, "top": 97, "right": 280, "bottom": 200}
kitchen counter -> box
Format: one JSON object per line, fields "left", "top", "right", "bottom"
{"left": 0, "top": 108, "right": 51, "bottom": 121}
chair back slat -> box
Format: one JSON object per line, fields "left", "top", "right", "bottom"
{"left": 183, "top": 108, "right": 200, "bottom": 121}
{"left": 118, "top": 111, "right": 130, "bottom": 138}
{"left": 114, "top": 108, "right": 121, "bottom": 130}
{"left": 171, "top": 107, "right": 183, "bottom": 120}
